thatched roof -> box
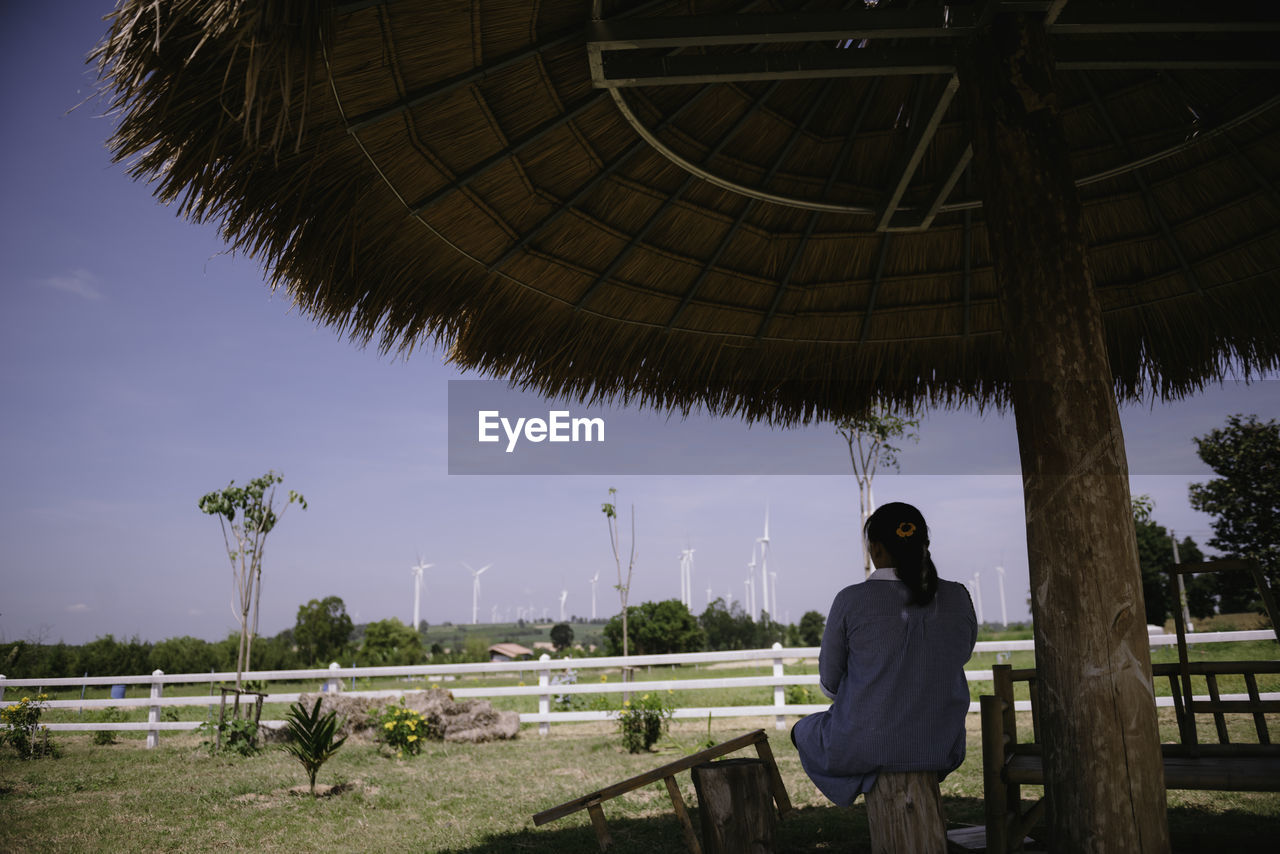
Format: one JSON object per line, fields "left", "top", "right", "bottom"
{"left": 94, "top": 0, "right": 1280, "bottom": 423}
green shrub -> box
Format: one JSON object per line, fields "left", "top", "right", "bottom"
{"left": 617, "top": 690, "right": 674, "bottom": 753}
{"left": 785, "top": 684, "right": 816, "bottom": 706}
{"left": 1, "top": 694, "right": 58, "bottom": 759}
{"left": 196, "top": 716, "right": 260, "bottom": 756}
{"left": 281, "top": 698, "right": 348, "bottom": 795}
{"left": 371, "top": 698, "right": 441, "bottom": 758}
{"left": 92, "top": 707, "right": 129, "bottom": 745}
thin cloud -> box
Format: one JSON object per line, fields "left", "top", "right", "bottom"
{"left": 40, "top": 269, "right": 103, "bottom": 301}
{"left": 66, "top": 603, "right": 91, "bottom": 613}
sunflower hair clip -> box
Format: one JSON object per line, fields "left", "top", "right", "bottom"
{"left": 895, "top": 522, "right": 917, "bottom": 539}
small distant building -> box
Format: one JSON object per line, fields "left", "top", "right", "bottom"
{"left": 532, "top": 641, "right": 556, "bottom": 654}
{"left": 489, "top": 642, "right": 533, "bottom": 662}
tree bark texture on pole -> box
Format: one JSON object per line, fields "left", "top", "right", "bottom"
{"left": 864, "top": 771, "right": 946, "bottom": 854}
{"left": 962, "top": 12, "right": 1170, "bottom": 853}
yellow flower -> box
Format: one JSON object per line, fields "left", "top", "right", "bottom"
{"left": 408, "top": 720, "right": 416, "bottom": 730}
{"left": 22, "top": 697, "right": 29, "bottom": 703}
{"left": 600, "top": 675, "right": 608, "bottom": 682}
{"left": 518, "top": 681, "right": 525, "bottom": 687}
{"left": 623, "top": 700, "right": 630, "bottom": 707}
{"left": 643, "top": 694, "right": 650, "bottom": 701}
{"left": 407, "top": 734, "right": 418, "bottom": 742}
{"left": 667, "top": 689, "right": 674, "bottom": 695}
{"left": 384, "top": 721, "right": 395, "bottom": 730}
{"left": 430, "top": 683, "right": 440, "bottom": 690}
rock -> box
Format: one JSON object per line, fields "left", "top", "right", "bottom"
{"left": 293, "top": 687, "right": 519, "bottom": 744}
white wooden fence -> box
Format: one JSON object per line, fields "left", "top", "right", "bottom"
{"left": 2, "top": 631, "right": 1274, "bottom": 748}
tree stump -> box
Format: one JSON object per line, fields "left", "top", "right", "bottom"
{"left": 691, "top": 758, "right": 777, "bottom": 854}
{"left": 864, "top": 771, "right": 946, "bottom": 854}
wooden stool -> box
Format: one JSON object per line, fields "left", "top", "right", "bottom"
{"left": 691, "top": 758, "right": 777, "bottom": 853}
{"left": 865, "top": 771, "right": 946, "bottom": 854}
{"left": 533, "top": 730, "right": 791, "bottom": 853}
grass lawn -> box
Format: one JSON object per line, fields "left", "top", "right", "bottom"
{"left": 3, "top": 710, "right": 1278, "bottom": 853}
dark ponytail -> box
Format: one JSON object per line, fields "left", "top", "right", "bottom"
{"left": 864, "top": 502, "right": 938, "bottom": 606}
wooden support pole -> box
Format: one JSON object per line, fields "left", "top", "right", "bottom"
{"left": 961, "top": 11, "right": 1170, "bottom": 852}
{"left": 752, "top": 736, "right": 793, "bottom": 815}
{"left": 663, "top": 775, "right": 703, "bottom": 854}
{"left": 981, "top": 695, "right": 1012, "bottom": 853}
{"left": 586, "top": 799, "right": 612, "bottom": 851}
{"left": 865, "top": 771, "right": 946, "bottom": 854}
{"left": 691, "top": 758, "right": 777, "bottom": 854}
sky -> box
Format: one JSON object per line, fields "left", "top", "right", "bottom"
{"left": 1, "top": 4, "right": 1275, "bottom": 649}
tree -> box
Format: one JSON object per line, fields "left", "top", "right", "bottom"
{"left": 1131, "top": 496, "right": 1206, "bottom": 625}
{"left": 605, "top": 600, "right": 705, "bottom": 656}
{"left": 550, "top": 622, "right": 574, "bottom": 651}
{"left": 198, "top": 470, "right": 306, "bottom": 688}
{"left": 360, "top": 618, "right": 422, "bottom": 666}
{"left": 835, "top": 409, "right": 920, "bottom": 577}
{"left": 149, "top": 636, "right": 216, "bottom": 675}
{"left": 797, "top": 610, "right": 826, "bottom": 646}
{"left": 295, "top": 596, "right": 354, "bottom": 665}
{"left": 602, "top": 488, "right": 637, "bottom": 681}
{"left": 1189, "top": 414, "right": 1280, "bottom": 610}
{"left": 699, "top": 597, "right": 756, "bottom": 651}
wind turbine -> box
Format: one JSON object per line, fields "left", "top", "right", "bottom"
{"left": 972, "top": 571, "right": 986, "bottom": 625}
{"left": 706, "top": 585, "right": 713, "bottom": 609}
{"left": 995, "top": 565, "right": 1008, "bottom": 627}
{"left": 746, "top": 546, "right": 758, "bottom": 621}
{"left": 559, "top": 588, "right": 568, "bottom": 622}
{"left": 744, "top": 576, "right": 755, "bottom": 621}
{"left": 589, "top": 570, "right": 600, "bottom": 620}
{"left": 462, "top": 562, "right": 491, "bottom": 625}
{"left": 411, "top": 557, "right": 433, "bottom": 632}
{"left": 769, "top": 570, "right": 778, "bottom": 620}
{"left": 679, "top": 548, "right": 695, "bottom": 608}
{"left": 756, "top": 508, "right": 771, "bottom": 620}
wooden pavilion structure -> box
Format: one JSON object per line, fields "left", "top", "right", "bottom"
{"left": 96, "top": 1, "right": 1280, "bottom": 849}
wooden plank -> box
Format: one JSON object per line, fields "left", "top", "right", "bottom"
{"left": 752, "top": 735, "right": 793, "bottom": 815}
{"left": 663, "top": 776, "right": 703, "bottom": 854}
{"left": 980, "top": 695, "right": 1012, "bottom": 854}
{"left": 1206, "top": 673, "right": 1230, "bottom": 743}
{"left": 1163, "top": 757, "right": 1280, "bottom": 791}
{"left": 1244, "top": 673, "right": 1270, "bottom": 745}
{"left": 533, "top": 730, "right": 768, "bottom": 825}
{"left": 586, "top": 801, "right": 612, "bottom": 851}
{"left": 1003, "top": 754, "right": 1280, "bottom": 791}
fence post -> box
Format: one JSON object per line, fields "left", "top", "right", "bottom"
{"left": 538, "top": 654, "right": 551, "bottom": 736}
{"left": 326, "top": 662, "right": 342, "bottom": 693}
{"left": 772, "top": 642, "right": 786, "bottom": 731}
{"left": 0, "top": 674, "right": 5, "bottom": 702}
{"left": 148, "top": 669, "right": 163, "bottom": 749}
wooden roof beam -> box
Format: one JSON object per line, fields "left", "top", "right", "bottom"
{"left": 1082, "top": 75, "right": 1205, "bottom": 298}
{"left": 755, "top": 78, "right": 882, "bottom": 341}
{"left": 587, "top": 8, "right": 967, "bottom": 51}
{"left": 876, "top": 75, "right": 960, "bottom": 232}
{"left": 596, "top": 46, "right": 953, "bottom": 88}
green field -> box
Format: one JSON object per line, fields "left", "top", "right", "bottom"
{"left": 3, "top": 710, "right": 1277, "bottom": 853}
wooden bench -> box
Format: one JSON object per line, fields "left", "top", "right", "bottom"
{"left": 975, "top": 557, "right": 1280, "bottom": 851}
{"left": 533, "top": 729, "right": 791, "bottom": 853}
{"left": 981, "top": 659, "right": 1280, "bottom": 851}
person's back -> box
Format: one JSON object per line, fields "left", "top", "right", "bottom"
{"left": 791, "top": 502, "right": 977, "bottom": 807}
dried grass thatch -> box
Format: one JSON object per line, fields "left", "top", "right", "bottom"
{"left": 94, "top": 0, "right": 1280, "bottom": 424}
